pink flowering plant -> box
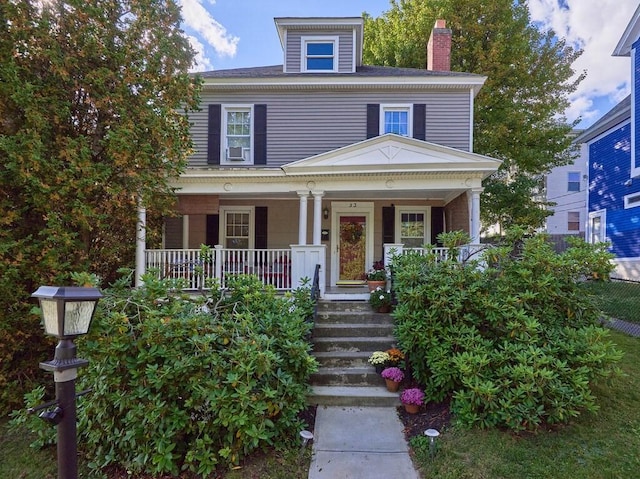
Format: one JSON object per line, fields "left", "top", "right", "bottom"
{"left": 381, "top": 367, "right": 404, "bottom": 383}
{"left": 400, "top": 388, "right": 425, "bottom": 406}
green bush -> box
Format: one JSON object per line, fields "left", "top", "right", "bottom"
{"left": 12, "top": 273, "right": 317, "bottom": 476}
{"left": 392, "top": 231, "right": 622, "bottom": 431}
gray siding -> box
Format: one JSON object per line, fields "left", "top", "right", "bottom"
{"left": 190, "top": 90, "right": 471, "bottom": 167}
{"left": 285, "top": 29, "right": 354, "bottom": 73}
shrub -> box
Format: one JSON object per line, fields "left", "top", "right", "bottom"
{"left": 13, "top": 272, "right": 318, "bottom": 477}
{"left": 392, "top": 230, "right": 622, "bottom": 431}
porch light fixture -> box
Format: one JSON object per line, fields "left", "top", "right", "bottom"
{"left": 323, "top": 206, "right": 329, "bottom": 219}
{"left": 32, "top": 285, "right": 103, "bottom": 479}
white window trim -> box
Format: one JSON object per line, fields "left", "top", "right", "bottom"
{"left": 301, "top": 36, "right": 339, "bottom": 73}
{"left": 221, "top": 104, "right": 254, "bottom": 165}
{"left": 380, "top": 104, "right": 413, "bottom": 137}
{"left": 395, "top": 207, "right": 430, "bottom": 247}
{"left": 624, "top": 191, "right": 640, "bottom": 209}
{"left": 587, "top": 209, "right": 606, "bottom": 244}
{"left": 220, "top": 206, "right": 255, "bottom": 249}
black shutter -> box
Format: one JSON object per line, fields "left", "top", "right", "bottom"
{"left": 255, "top": 206, "right": 267, "bottom": 249}
{"left": 431, "top": 207, "right": 444, "bottom": 245}
{"left": 254, "top": 104, "right": 267, "bottom": 165}
{"left": 206, "top": 214, "right": 219, "bottom": 246}
{"left": 207, "top": 104, "right": 221, "bottom": 165}
{"left": 382, "top": 206, "right": 395, "bottom": 257}
{"left": 413, "top": 104, "right": 426, "bottom": 140}
{"left": 366, "top": 104, "right": 380, "bottom": 139}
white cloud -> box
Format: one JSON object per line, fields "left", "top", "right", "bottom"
{"left": 528, "top": 0, "right": 637, "bottom": 123}
{"left": 178, "top": 0, "right": 239, "bottom": 60}
{"left": 187, "top": 35, "right": 214, "bottom": 72}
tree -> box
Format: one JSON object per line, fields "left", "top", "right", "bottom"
{"left": 0, "top": 0, "right": 200, "bottom": 412}
{"left": 363, "top": 0, "right": 584, "bottom": 230}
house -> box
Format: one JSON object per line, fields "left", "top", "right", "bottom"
{"left": 544, "top": 129, "right": 587, "bottom": 251}
{"left": 573, "top": 5, "right": 640, "bottom": 280}
{"left": 136, "top": 17, "right": 502, "bottom": 295}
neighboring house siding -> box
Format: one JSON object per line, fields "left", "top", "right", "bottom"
{"left": 190, "top": 90, "right": 471, "bottom": 167}
{"left": 589, "top": 122, "right": 640, "bottom": 259}
{"left": 285, "top": 29, "right": 354, "bottom": 73}
{"left": 635, "top": 41, "right": 640, "bottom": 175}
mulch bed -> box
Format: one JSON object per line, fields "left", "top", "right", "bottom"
{"left": 397, "top": 399, "right": 451, "bottom": 440}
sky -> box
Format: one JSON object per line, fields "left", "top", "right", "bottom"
{"left": 177, "top": 0, "right": 639, "bottom": 130}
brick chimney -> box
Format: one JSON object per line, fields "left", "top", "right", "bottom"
{"left": 427, "top": 19, "right": 451, "bottom": 71}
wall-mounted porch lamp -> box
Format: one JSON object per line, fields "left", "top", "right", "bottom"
{"left": 32, "top": 286, "right": 103, "bottom": 479}
{"left": 323, "top": 206, "right": 329, "bottom": 220}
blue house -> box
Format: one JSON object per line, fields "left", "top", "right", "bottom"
{"left": 575, "top": 6, "right": 640, "bottom": 280}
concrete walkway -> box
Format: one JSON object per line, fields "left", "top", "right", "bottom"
{"left": 308, "top": 406, "right": 419, "bottom": 479}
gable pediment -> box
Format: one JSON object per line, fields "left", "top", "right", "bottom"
{"left": 282, "top": 134, "right": 501, "bottom": 177}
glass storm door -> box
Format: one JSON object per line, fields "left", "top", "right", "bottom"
{"left": 338, "top": 215, "right": 367, "bottom": 282}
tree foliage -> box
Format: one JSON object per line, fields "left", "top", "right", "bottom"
{"left": 363, "top": 0, "right": 584, "bottom": 229}
{"left": 0, "top": 0, "right": 200, "bottom": 412}
{"left": 392, "top": 230, "right": 621, "bottom": 431}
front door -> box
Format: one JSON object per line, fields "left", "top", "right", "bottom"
{"left": 331, "top": 202, "right": 374, "bottom": 285}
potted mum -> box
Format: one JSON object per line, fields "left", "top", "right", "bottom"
{"left": 366, "top": 261, "right": 387, "bottom": 291}
{"left": 368, "top": 351, "right": 391, "bottom": 373}
{"left": 369, "top": 287, "right": 392, "bottom": 313}
{"left": 400, "top": 388, "right": 425, "bottom": 414}
{"left": 381, "top": 366, "right": 404, "bottom": 392}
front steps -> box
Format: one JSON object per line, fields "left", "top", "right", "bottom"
{"left": 308, "top": 300, "right": 400, "bottom": 407}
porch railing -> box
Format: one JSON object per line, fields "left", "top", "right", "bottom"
{"left": 383, "top": 243, "right": 489, "bottom": 267}
{"left": 145, "top": 247, "right": 292, "bottom": 290}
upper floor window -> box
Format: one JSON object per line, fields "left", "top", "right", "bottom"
{"left": 567, "top": 171, "right": 581, "bottom": 192}
{"left": 222, "top": 105, "right": 252, "bottom": 163}
{"left": 381, "top": 105, "right": 412, "bottom": 136}
{"left": 302, "top": 36, "right": 338, "bottom": 72}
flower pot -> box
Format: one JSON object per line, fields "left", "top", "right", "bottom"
{"left": 367, "top": 280, "right": 386, "bottom": 292}
{"left": 385, "top": 378, "right": 400, "bottom": 392}
{"left": 377, "top": 304, "right": 391, "bottom": 313}
{"left": 375, "top": 364, "right": 385, "bottom": 374}
{"left": 403, "top": 403, "right": 420, "bottom": 414}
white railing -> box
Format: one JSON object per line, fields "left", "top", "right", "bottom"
{"left": 144, "top": 247, "right": 292, "bottom": 290}
{"left": 384, "top": 243, "right": 490, "bottom": 266}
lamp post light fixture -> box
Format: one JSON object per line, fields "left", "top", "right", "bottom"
{"left": 32, "top": 286, "right": 103, "bottom": 479}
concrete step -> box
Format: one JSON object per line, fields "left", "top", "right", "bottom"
{"left": 316, "top": 300, "right": 372, "bottom": 313}
{"left": 312, "top": 351, "right": 373, "bottom": 368}
{"left": 308, "top": 386, "right": 401, "bottom": 407}
{"left": 311, "top": 336, "right": 396, "bottom": 353}
{"left": 312, "top": 323, "right": 394, "bottom": 338}
{"left": 314, "top": 310, "right": 394, "bottom": 325}
{"left": 311, "top": 367, "right": 384, "bottom": 387}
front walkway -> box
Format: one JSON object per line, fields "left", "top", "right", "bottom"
{"left": 308, "top": 406, "right": 419, "bottom": 479}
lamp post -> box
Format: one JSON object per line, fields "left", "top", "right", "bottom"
{"left": 32, "top": 286, "right": 102, "bottom": 479}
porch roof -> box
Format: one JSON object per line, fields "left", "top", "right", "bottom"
{"left": 172, "top": 135, "right": 501, "bottom": 202}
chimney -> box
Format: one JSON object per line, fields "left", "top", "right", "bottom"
{"left": 427, "top": 19, "right": 451, "bottom": 71}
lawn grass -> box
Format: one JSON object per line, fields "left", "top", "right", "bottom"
{"left": 412, "top": 332, "right": 640, "bottom": 479}
{"left": 0, "top": 419, "right": 57, "bottom": 479}
{"left": 582, "top": 280, "right": 640, "bottom": 324}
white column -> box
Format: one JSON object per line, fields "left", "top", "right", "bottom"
{"left": 312, "top": 191, "right": 324, "bottom": 245}
{"left": 135, "top": 203, "right": 146, "bottom": 287}
{"left": 182, "top": 215, "right": 189, "bottom": 249}
{"left": 470, "top": 188, "right": 483, "bottom": 244}
{"left": 297, "top": 191, "right": 309, "bottom": 245}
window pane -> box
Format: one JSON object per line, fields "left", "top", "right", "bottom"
{"left": 568, "top": 211, "right": 580, "bottom": 231}
{"left": 307, "top": 43, "right": 333, "bottom": 56}
{"left": 307, "top": 58, "right": 334, "bottom": 70}
{"left": 400, "top": 212, "right": 425, "bottom": 247}
{"left": 225, "top": 212, "right": 250, "bottom": 249}
{"left": 384, "top": 110, "right": 408, "bottom": 135}
{"left": 567, "top": 172, "right": 581, "bottom": 192}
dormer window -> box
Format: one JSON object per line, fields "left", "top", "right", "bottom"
{"left": 302, "top": 36, "right": 338, "bottom": 72}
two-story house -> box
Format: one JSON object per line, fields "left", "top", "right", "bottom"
{"left": 574, "top": 5, "right": 640, "bottom": 280}
{"left": 136, "top": 17, "right": 502, "bottom": 295}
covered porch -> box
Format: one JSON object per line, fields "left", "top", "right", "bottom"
{"left": 135, "top": 135, "right": 501, "bottom": 295}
